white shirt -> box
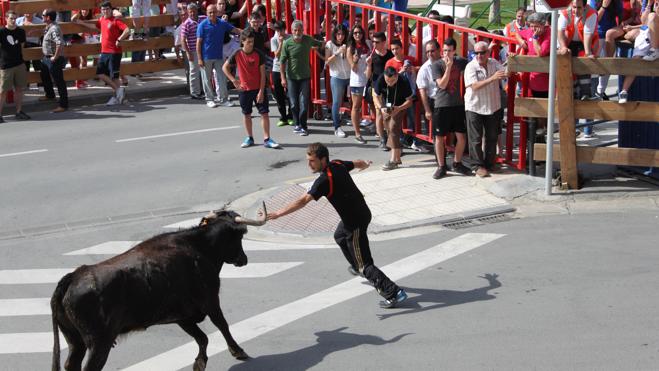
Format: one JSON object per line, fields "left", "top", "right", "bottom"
{"left": 416, "top": 58, "right": 438, "bottom": 99}
{"left": 325, "top": 40, "right": 351, "bottom": 79}
{"left": 558, "top": 8, "right": 597, "bottom": 42}
{"left": 464, "top": 58, "right": 504, "bottom": 115}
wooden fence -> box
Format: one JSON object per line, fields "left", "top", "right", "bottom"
{"left": 4, "top": 0, "right": 183, "bottom": 83}
{"left": 509, "top": 54, "right": 659, "bottom": 189}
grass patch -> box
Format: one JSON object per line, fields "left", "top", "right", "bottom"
{"left": 409, "top": 0, "right": 526, "bottom": 31}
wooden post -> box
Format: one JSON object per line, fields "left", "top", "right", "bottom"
{"left": 556, "top": 54, "right": 579, "bottom": 189}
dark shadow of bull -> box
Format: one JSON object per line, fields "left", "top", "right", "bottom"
{"left": 50, "top": 205, "right": 267, "bottom": 371}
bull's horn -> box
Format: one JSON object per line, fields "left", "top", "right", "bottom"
{"left": 235, "top": 201, "right": 267, "bottom": 226}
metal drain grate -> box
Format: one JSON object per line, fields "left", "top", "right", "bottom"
{"left": 442, "top": 213, "right": 514, "bottom": 230}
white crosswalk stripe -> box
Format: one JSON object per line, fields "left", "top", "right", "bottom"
{"left": 0, "top": 298, "right": 50, "bottom": 317}
{"left": 0, "top": 332, "right": 67, "bottom": 354}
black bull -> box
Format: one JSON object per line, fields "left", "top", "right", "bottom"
{"left": 51, "top": 208, "right": 266, "bottom": 371}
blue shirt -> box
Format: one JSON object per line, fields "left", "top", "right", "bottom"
{"left": 589, "top": 0, "right": 623, "bottom": 38}
{"left": 196, "top": 18, "right": 234, "bottom": 60}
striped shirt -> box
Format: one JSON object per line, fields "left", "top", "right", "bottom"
{"left": 42, "top": 22, "right": 63, "bottom": 57}
{"left": 464, "top": 58, "right": 504, "bottom": 115}
{"left": 180, "top": 15, "right": 206, "bottom": 52}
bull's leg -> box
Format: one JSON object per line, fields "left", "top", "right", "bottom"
{"left": 207, "top": 307, "right": 248, "bottom": 360}
{"left": 60, "top": 328, "right": 86, "bottom": 371}
{"left": 178, "top": 322, "right": 209, "bottom": 371}
{"left": 82, "top": 340, "right": 113, "bottom": 371}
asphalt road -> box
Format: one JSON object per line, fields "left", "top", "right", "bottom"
{"left": 2, "top": 97, "right": 659, "bottom": 370}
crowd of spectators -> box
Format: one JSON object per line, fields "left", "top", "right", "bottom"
{"left": 1, "top": 0, "right": 656, "bottom": 175}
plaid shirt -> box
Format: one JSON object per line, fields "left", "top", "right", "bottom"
{"left": 42, "top": 22, "right": 63, "bottom": 57}
{"left": 180, "top": 15, "right": 206, "bottom": 52}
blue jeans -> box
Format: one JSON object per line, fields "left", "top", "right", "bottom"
{"left": 287, "top": 78, "right": 310, "bottom": 130}
{"left": 330, "top": 76, "right": 350, "bottom": 130}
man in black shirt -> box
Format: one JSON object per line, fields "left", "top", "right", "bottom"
{"left": 0, "top": 10, "right": 31, "bottom": 122}
{"left": 267, "top": 142, "right": 408, "bottom": 308}
{"left": 368, "top": 32, "right": 394, "bottom": 150}
{"left": 373, "top": 67, "right": 414, "bottom": 171}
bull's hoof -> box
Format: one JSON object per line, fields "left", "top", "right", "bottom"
{"left": 193, "top": 357, "right": 207, "bottom": 371}
{"left": 230, "top": 347, "right": 249, "bottom": 360}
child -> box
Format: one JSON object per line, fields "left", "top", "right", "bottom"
{"left": 223, "top": 28, "right": 281, "bottom": 149}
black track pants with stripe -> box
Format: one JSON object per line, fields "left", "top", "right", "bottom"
{"left": 334, "top": 221, "right": 400, "bottom": 300}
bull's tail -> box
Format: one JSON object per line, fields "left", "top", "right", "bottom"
{"left": 51, "top": 273, "right": 73, "bottom": 371}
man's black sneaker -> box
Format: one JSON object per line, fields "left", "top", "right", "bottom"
{"left": 347, "top": 266, "right": 364, "bottom": 277}
{"left": 379, "top": 289, "right": 408, "bottom": 309}
{"left": 432, "top": 166, "right": 447, "bottom": 179}
{"left": 0, "top": 116, "right": 4, "bottom": 123}
{"left": 595, "top": 91, "right": 609, "bottom": 101}
{"left": 15, "top": 111, "right": 30, "bottom": 120}
{"left": 452, "top": 162, "right": 473, "bottom": 176}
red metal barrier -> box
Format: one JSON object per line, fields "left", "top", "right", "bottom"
{"left": 304, "top": 0, "right": 527, "bottom": 169}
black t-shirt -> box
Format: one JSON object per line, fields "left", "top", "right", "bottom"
{"left": 370, "top": 49, "right": 393, "bottom": 83}
{"left": 307, "top": 160, "right": 371, "bottom": 228}
{"left": 373, "top": 74, "right": 413, "bottom": 107}
{"left": 0, "top": 27, "right": 25, "bottom": 69}
{"left": 225, "top": 2, "right": 241, "bottom": 28}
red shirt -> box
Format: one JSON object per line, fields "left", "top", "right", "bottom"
{"left": 96, "top": 16, "right": 127, "bottom": 54}
{"left": 519, "top": 28, "right": 551, "bottom": 92}
{"left": 228, "top": 49, "right": 265, "bottom": 91}
{"left": 385, "top": 55, "right": 416, "bottom": 72}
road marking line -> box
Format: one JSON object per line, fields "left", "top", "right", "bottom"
{"left": 123, "top": 233, "right": 505, "bottom": 371}
{"left": 0, "top": 263, "right": 304, "bottom": 285}
{"left": 0, "top": 149, "right": 48, "bottom": 158}
{"left": 162, "top": 218, "right": 200, "bottom": 229}
{"left": 0, "top": 298, "right": 50, "bottom": 316}
{"left": 115, "top": 126, "right": 240, "bottom": 143}
{"left": 64, "top": 240, "right": 333, "bottom": 256}
{"left": 0, "top": 332, "right": 67, "bottom": 354}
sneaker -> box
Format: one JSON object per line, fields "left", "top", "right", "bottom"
{"left": 15, "top": 111, "right": 30, "bottom": 120}
{"left": 475, "top": 166, "right": 490, "bottom": 178}
{"left": 359, "top": 119, "right": 372, "bottom": 127}
{"left": 618, "top": 90, "right": 628, "bottom": 104}
{"left": 116, "top": 87, "right": 126, "bottom": 103}
{"left": 292, "top": 125, "right": 304, "bottom": 133}
{"left": 264, "top": 138, "right": 280, "bottom": 148}
{"left": 354, "top": 135, "right": 366, "bottom": 144}
{"left": 583, "top": 132, "right": 596, "bottom": 139}
{"left": 0, "top": 116, "right": 5, "bottom": 123}
{"left": 299, "top": 129, "right": 309, "bottom": 136}
{"left": 432, "top": 166, "right": 447, "bottom": 179}
{"left": 452, "top": 162, "right": 473, "bottom": 176}
{"left": 241, "top": 136, "right": 254, "bottom": 148}
{"left": 190, "top": 94, "right": 205, "bottom": 100}
{"left": 411, "top": 142, "right": 423, "bottom": 152}
{"left": 206, "top": 101, "right": 218, "bottom": 108}
{"left": 643, "top": 48, "right": 658, "bottom": 61}
{"left": 106, "top": 96, "right": 119, "bottom": 106}
{"left": 381, "top": 161, "right": 398, "bottom": 171}
{"left": 379, "top": 289, "right": 408, "bottom": 309}
{"left": 287, "top": 119, "right": 295, "bottom": 126}
{"left": 594, "top": 91, "right": 609, "bottom": 101}
{"left": 335, "top": 127, "right": 347, "bottom": 138}
{"left": 347, "top": 266, "right": 364, "bottom": 277}
{"left": 221, "top": 100, "right": 235, "bottom": 107}
{"left": 276, "top": 120, "right": 287, "bottom": 127}
{"left": 379, "top": 139, "right": 390, "bottom": 151}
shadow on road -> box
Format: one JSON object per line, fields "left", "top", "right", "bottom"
{"left": 377, "top": 273, "right": 501, "bottom": 321}
{"left": 228, "top": 327, "right": 412, "bottom": 371}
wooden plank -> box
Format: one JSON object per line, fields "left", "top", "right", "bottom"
{"left": 515, "top": 97, "right": 659, "bottom": 122}
{"left": 27, "top": 58, "right": 183, "bottom": 83}
{"left": 9, "top": 0, "right": 173, "bottom": 14}
{"left": 534, "top": 144, "right": 659, "bottom": 167}
{"left": 21, "top": 15, "right": 175, "bottom": 35}
{"left": 556, "top": 53, "right": 579, "bottom": 190}
{"left": 508, "top": 55, "right": 659, "bottom": 77}
{"left": 22, "top": 36, "right": 174, "bottom": 61}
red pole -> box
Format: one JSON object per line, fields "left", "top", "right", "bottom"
{"left": 285, "top": 0, "right": 292, "bottom": 32}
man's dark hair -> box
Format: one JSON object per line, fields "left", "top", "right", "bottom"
{"left": 307, "top": 142, "right": 329, "bottom": 161}
{"left": 100, "top": 1, "right": 112, "bottom": 8}
{"left": 273, "top": 20, "right": 286, "bottom": 31}
{"left": 425, "top": 39, "right": 440, "bottom": 50}
{"left": 516, "top": 7, "right": 526, "bottom": 13}
{"left": 240, "top": 28, "right": 255, "bottom": 42}
{"left": 43, "top": 9, "right": 58, "bottom": 21}
{"left": 390, "top": 39, "right": 402, "bottom": 48}
{"left": 383, "top": 66, "right": 397, "bottom": 77}
{"left": 373, "top": 31, "right": 386, "bottom": 42}
{"left": 427, "top": 10, "right": 440, "bottom": 18}
{"left": 439, "top": 15, "right": 453, "bottom": 24}
{"left": 443, "top": 37, "right": 457, "bottom": 50}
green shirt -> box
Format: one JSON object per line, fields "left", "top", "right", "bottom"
{"left": 279, "top": 35, "right": 322, "bottom": 80}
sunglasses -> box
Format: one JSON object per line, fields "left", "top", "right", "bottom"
{"left": 474, "top": 50, "right": 488, "bottom": 55}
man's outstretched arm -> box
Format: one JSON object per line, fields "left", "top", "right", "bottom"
{"left": 352, "top": 160, "right": 373, "bottom": 171}
{"left": 267, "top": 194, "right": 314, "bottom": 220}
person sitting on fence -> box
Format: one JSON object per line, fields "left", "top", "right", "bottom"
{"left": 195, "top": 4, "right": 241, "bottom": 108}
{"left": 74, "top": 1, "right": 130, "bottom": 106}
{"left": 557, "top": 0, "right": 599, "bottom": 101}
{"left": 430, "top": 37, "right": 471, "bottom": 179}
{"left": 618, "top": 0, "right": 659, "bottom": 103}
{"left": 464, "top": 41, "right": 509, "bottom": 178}
{"left": 590, "top": 0, "right": 624, "bottom": 100}
{"left": 0, "top": 10, "right": 31, "bottom": 122}
{"left": 603, "top": 0, "right": 644, "bottom": 63}
{"left": 39, "top": 9, "right": 68, "bottom": 113}
{"left": 325, "top": 24, "right": 352, "bottom": 138}
{"left": 223, "top": 28, "right": 280, "bottom": 150}
{"left": 271, "top": 20, "right": 293, "bottom": 128}
{"left": 346, "top": 24, "right": 372, "bottom": 144}
{"left": 504, "top": 7, "right": 528, "bottom": 40}
{"left": 368, "top": 31, "right": 394, "bottom": 151}
{"left": 373, "top": 67, "right": 414, "bottom": 171}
